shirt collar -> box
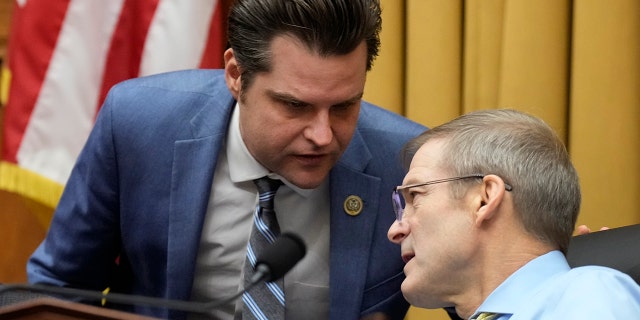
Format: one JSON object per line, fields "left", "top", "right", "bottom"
{"left": 471, "top": 250, "right": 570, "bottom": 317}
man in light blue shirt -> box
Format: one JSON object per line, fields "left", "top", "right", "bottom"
{"left": 472, "top": 250, "right": 640, "bottom": 318}
{"left": 387, "top": 109, "right": 640, "bottom": 319}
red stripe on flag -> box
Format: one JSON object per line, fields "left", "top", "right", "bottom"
{"left": 199, "top": 0, "right": 228, "bottom": 69}
{"left": 96, "top": 0, "right": 160, "bottom": 114}
{"left": 2, "top": 0, "right": 71, "bottom": 163}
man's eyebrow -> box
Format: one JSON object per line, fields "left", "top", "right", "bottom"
{"left": 400, "top": 177, "right": 420, "bottom": 188}
{"left": 337, "top": 92, "right": 364, "bottom": 106}
{"left": 267, "top": 90, "right": 302, "bottom": 103}
{"left": 267, "top": 90, "right": 363, "bottom": 106}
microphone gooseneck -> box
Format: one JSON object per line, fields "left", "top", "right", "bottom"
{"left": 0, "top": 233, "right": 307, "bottom": 314}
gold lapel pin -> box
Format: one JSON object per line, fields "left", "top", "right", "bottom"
{"left": 343, "top": 195, "right": 363, "bottom": 216}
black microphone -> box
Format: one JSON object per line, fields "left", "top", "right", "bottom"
{"left": 251, "top": 232, "right": 307, "bottom": 283}
{"left": 0, "top": 233, "right": 306, "bottom": 314}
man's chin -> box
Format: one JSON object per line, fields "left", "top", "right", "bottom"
{"left": 284, "top": 171, "right": 330, "bottom": 189}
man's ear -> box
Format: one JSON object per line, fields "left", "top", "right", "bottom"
{"left": 474, "top": 174, "right": 507, "bottom": 226}
{"left": 224, "top": 48, "right": 241, "bottom": 100}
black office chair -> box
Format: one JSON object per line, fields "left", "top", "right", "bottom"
{"left": 566, "top": 224, "right": 640, "bottom": 284}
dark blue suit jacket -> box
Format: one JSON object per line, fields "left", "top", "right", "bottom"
{"left": 27, "top": 69, "right": 427, "bottom": 319}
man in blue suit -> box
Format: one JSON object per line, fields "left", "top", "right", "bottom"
{"left": 27, "top": 0, "right": 426, "bottom": 319}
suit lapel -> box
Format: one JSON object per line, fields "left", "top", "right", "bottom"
{"left": 165, "top": 92, "right": 234, "bottom": 304}
{"left": 329, "top": 130, "right": 381, "bottom": 319}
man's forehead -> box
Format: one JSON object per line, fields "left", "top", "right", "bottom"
{"left": 411, "top": 139, "right": 445, "bottom": 169}
{"left": 402, "top": 141, "right": 446, "bottom": 185}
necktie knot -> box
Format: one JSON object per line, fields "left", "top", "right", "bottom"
{"left": 254, "top": 177, "right": 282, "bottom": 210}
{"left": 475, "top": 312, "right": 500, "bottom": 320}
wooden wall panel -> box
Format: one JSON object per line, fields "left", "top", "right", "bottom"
{"left": 0, "top": 0, "right": 12, "bottom": 60}
{"left": 0, "top": 190, "right": 48, "bottom": 283}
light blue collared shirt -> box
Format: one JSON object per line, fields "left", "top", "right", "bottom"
{"left": 471, "top": 250, "right": 640, "bottom": 319}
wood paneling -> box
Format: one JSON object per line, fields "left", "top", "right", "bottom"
{"left": 0, "top": 190, "right": 48, "bottom": 283}
{"left": 0, "top": 0, "right": 12, "bottom": 62}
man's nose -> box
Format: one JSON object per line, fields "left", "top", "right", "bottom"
{"left": 387, "top": 219, "right": 409, "bottom": 244}
{"left": 304, "top": 111, "right": 333, "bottom": 146}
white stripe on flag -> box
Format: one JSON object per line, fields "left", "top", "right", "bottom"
{"left": 17, "top": 0, "right": 125, "bottom": 184}
{"left": 139, "top": 0, "right": 218, "bottom": 76}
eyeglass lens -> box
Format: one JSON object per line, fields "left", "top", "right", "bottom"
{"left": 392, "top": 190, "right": 405, "bottom": 221}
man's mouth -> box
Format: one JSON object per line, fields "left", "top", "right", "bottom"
{"left": 295, "top": 153, "right": 330, "bottom": 166}
{"left": 402, "top": 253, "right": 415, "bottom": 264}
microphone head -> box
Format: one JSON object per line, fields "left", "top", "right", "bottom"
{"left": 255, "top": 233, "right": 306, "bottom": 282}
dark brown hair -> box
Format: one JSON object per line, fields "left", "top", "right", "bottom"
{"left": 227, "top": 0, "right": 382, "bottom": 91}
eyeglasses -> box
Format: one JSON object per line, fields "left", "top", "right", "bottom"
{"left": 392, "top": 174, "right": 513, "bottom": 221}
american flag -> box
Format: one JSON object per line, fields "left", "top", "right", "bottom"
{"left": 1, "top": 0, "right": 227, "bottom": 208}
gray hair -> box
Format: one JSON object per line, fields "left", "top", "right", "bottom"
{"left": 402, "top": 109, "right": 581, "bottom": 254}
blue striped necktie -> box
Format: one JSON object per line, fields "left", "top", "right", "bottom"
{"left": 241, "top": 177, "right": 284, "bottom": 319}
